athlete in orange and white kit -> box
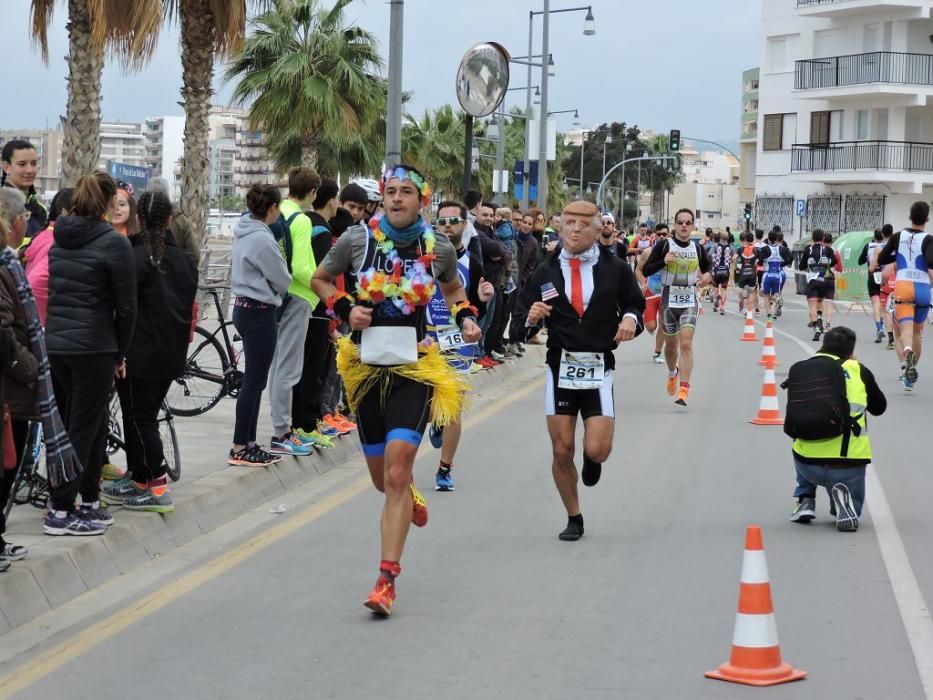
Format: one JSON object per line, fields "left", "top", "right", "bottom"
{"left": 636, "top": 223, "right": 669, "bottom": 363}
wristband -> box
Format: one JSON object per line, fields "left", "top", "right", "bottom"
{"left": 326, "top": 291, "right": 355, "bottom": 323}
{"left": 451, "top": 301, "right": 479, "bottom": 330}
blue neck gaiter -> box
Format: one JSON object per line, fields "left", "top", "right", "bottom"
{"left": 379, "top": 215, "right": 424, "bottom": 246}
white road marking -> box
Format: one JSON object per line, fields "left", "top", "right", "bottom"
{"left": 731, "top": 309, "right": 933, "bottom": 698}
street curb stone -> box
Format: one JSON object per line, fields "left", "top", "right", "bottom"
{"left": 0, "top": 349, "right": 545, "bottom": 631}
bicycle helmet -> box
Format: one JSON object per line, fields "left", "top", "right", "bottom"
{"left": 353, "top": 178, "right": 382, "bottom": 203}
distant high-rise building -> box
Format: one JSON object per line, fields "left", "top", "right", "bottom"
{"left": 739, "top": 67, "right": 759, "bottom": 211}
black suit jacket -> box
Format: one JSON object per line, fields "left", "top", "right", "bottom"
{"left": 521, "top": 246, "right": 646, "bottom": 370}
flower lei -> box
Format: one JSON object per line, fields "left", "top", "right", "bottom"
{"left": 355, "top": 218, "right": 438, "bottom": 315}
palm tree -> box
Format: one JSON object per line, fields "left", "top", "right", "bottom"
{"left": 30, "top": 0, "right": 162, "bottom": 185}
{"left": 169, "top": 0, "right": 250, "bottom": 253}
{"left": 225, "top": 0, "right": 383, "bottom": 171}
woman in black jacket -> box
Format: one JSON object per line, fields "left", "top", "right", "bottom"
{"left": 102, "top": 190, "right": 197, "bottom": 513}
{"left": 44, "top": 172, "right": 137, "bottom": 536}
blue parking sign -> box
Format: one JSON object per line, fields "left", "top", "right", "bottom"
{"left": 796, "top": 199, "right": 806, "bottom": 217}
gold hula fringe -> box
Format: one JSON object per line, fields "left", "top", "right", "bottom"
{"left": 335, "top": 335, "right": 470, "bottom": 427}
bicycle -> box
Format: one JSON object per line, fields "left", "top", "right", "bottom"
{"left": 165, "top": 285, "right": 244, "bottom": 417}
{"left": 3, "top": 397, "right": 182, "bottom": 522}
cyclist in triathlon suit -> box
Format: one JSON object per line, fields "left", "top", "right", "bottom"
{"left": 628, "top": 222, "right": 653, "bottom": 264}
{"left": 641, "top": 208, "right": 712, "bottom": 406}
{"left": 799, "top": 228, "right": 838, "bottom": 342}
{"left": 757, "top": 228, "right": 793, "bottom": 321}
{"left": 753, "top": 229, "right": 766, "bottom": 316}
{"left": 821, "top": 232, "right": 842, "bottom": 332}
{"left": 860, "top": 226, "right": 890, "bottom": 344}
{"left": 709, "top": 233, "right": 733, "bottom": 316}
{"left": 523, "top": 200, "right": 644, "bottom": 542}
{"left": 868, "top": 224, "right": 896, "bottom": 348}
{"left": 426, "top": 201, "right": 494, "bottom": 491}
{"left": 734, "top": 232, "right": 760, "bottom": 315}
{"left": 776, "top": 230, "right": 790, "bottom": 296}
{"left": 636, "top": 223, "right": 669, "bottom": 363}
{"left": 311, "top": 165, "right": 480, "bottom": 616}
{"left": 876, "top": 201, "right": 933, "bottom": 390}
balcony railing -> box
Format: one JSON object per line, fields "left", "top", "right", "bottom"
{"left": 796, "top": 0, "right": 851, "bottom": 6}
{"left": 791, "top": 140, "right": 933, "bottom": 172}
{"left": 796, "top": 51, "right": 933, "bottom": 89}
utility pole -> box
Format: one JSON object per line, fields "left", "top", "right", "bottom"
{"left": 385, "top": 0, "right": 404, "bottom": 167}
{"left": 521, "top": 11, "right": 533, "bottom": 212}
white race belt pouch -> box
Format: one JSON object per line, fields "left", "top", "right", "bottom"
{"left": 668, "top": 285, "right": 696, "bottom": 309}
{"left": 558, "top": 351, "right": 605, "bottom": 390}
{"left": 360, "top": 326, "right": 418, "bottom": 366}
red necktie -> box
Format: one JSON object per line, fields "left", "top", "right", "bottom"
{"left": 568, "top": 257, "right": 584, "bottom": 317}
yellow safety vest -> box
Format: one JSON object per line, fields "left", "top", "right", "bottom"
{"left": 792, "top": 354, "right": 873, "bottom": 465}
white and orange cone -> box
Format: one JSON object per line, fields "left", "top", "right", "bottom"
{"left": 706, "top": 526, "right": 806, "bottom": 687}
{"left": 749, "top": 366, "right": 783, "bottom": 425}
{"left": 757, "top": 321, "right": 780, "bottom": 368}
{"left": 740, "top": 310, "right": 757, "bottom": 342}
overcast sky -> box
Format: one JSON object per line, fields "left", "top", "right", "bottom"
{"left": 3, "top": 0, "right": 761, "bottom": 145}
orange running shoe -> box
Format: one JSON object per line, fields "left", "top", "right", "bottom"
{"left": 410, "top": 483, "right": 428, "bottom": 527}
{"left": 666, "top": 368, "right": 680, "bottom": 396}
{"left": 333, "top": 411, "right": 357, "bottom": 431}
{"left": 322, "top": 414, "right": 350, "bottom": 435}
{"left": 364, "top": 575, "right": 396, "bottom": 616}
{"left": 675, "top": 385, "right": 689, "bottom": 406}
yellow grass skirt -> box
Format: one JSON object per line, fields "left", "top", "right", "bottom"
{"left": 335, "top": 336, "right": 470, "bottom": 427}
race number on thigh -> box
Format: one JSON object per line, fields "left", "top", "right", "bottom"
{"left": 668, "top": 285, "right": 695, "bottom": 309}
{"left": 558, "top": 351, "right": 605, "bottom": 390}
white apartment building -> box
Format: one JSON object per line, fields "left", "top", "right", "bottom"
{"left": 145, "top": 115, "right": 185, "bottom": 200}
{"left": 98, "top": 121, "right": 146, "bottom": 172}
{"left": 755, "top": 0, "right": 933, "bottom": 239}
{"left": 667, "top": 147, "right": 742, "bottom": 231}
{"left": 739, "top": 67, "right": 760, "bottom": 206}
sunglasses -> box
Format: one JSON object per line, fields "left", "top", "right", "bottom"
{"left": 436, "top": 216, "right": 463, "bottom": 226}
{"left": 676, "top": 220, "right": 693, "bottom": 226}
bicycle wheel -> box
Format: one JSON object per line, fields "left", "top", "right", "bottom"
{"left": 166, "top": 326, "right": 229, "bottom": 417}
{"left": 159, "top": 403, "right": 181, "bottom": 482}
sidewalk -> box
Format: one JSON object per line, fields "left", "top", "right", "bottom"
{"left": 0, "top": 347, "right": 546, "bottom": 632}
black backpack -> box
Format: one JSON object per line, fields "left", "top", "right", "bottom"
{"left": 269, "top": 211, "right": 301, "bottom": 273}
{"left": 781, "top": 355, "right": 861, "bottom": 454}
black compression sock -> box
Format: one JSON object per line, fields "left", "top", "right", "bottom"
{"left": 581, "top": 453, "right": 602, "bottom": 486}
{"left": 568, "top": 513, "right": 583, "bottom": 526}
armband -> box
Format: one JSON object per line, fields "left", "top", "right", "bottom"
{"left": 451, "top": 301, "right": 479, "bottom": 330}
{"left": 326, "top": 291, "right": 355, "bottom": 323}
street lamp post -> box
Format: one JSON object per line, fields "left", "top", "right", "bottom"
{"left": 385, "top": 0, "right": 404, "bottom": 166}
{"left": 521, "top": 4, "right": 595, "bottom": 212}
{"left": 602, "top": 134, "right": 612, "bottom": 181}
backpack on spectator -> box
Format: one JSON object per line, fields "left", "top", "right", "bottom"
{"left": 269, "top": 212, "right": 301, "bottom": 273}
{"left": 781, "top": 355, "right": 862, "bottom": 454}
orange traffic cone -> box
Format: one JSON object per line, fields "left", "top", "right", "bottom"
{"left": 706, "top": 526, "right": 806, "bottom": 687}
{"left": 757, "top": 321, "right": 780, "bottom": 368}
{"left": 749, "top": 366, "right": 783, "bottom": 425}
{"left": 740, "top": 311, "right": 757, "bottom": 342}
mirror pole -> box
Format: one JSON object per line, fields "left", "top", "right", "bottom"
{"left": 385, "top": 0, "right": 404, "bottom": 166}
{"left": 463, "top": 114, "right": 474, "bottom": 196}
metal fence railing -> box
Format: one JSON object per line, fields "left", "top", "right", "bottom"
{"left": 796, "top": 51, "right": 933, "bottom": 89}
{"left": 791, "top": 141, "right": 933, "bottom": 173}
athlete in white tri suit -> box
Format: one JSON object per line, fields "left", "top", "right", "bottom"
{"left": 757, "top": 229, "right": 792, "bottom": 320}
{"left": 877, "top": 202, "right": 933, "bottom": 390}
{"left": 641, "top": 208, "right": 712, "bottom": 407}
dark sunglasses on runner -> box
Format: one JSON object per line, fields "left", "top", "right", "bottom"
{"left": 676, "top": 219, "right": 693, "bottom": 226}
{"left": 436, "top": 216, "right": 463, "bottom": 226}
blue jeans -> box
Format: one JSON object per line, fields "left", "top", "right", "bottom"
{"left": 793, "top": 458, "right": 866, "bottom": 516}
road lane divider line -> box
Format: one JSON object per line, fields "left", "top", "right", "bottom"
{"left": 0, "top": 374, "right": 545, "bottom": 698}
{"left": 731, "top": 309, "right": 933, "bottom": 698}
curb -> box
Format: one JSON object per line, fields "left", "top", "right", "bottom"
{"left": 0, "top": 347, "right": 546, "bottom": 632}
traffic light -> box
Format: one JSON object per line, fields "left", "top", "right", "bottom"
{"left": 743, "top": 203, "right": 753, "bottom": 232}
{"left": 669, "top": 129, "right": 681, "bottom": 153}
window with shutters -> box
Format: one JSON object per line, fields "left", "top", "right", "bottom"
{"left": 763, "top": 114, "right": 784, "bottom": 151}
{"left": 810, "top": 111, "right": 831, "bottom": 145}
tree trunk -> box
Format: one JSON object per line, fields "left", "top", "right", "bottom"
{"left": 300, "top": 137, "right": 318, "bottom": 169}
{"left": 61, "top": 0, "right": 104, "bottom": 186}
{"left": 177, "top": 0, "right": 215, "bottom": 257}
